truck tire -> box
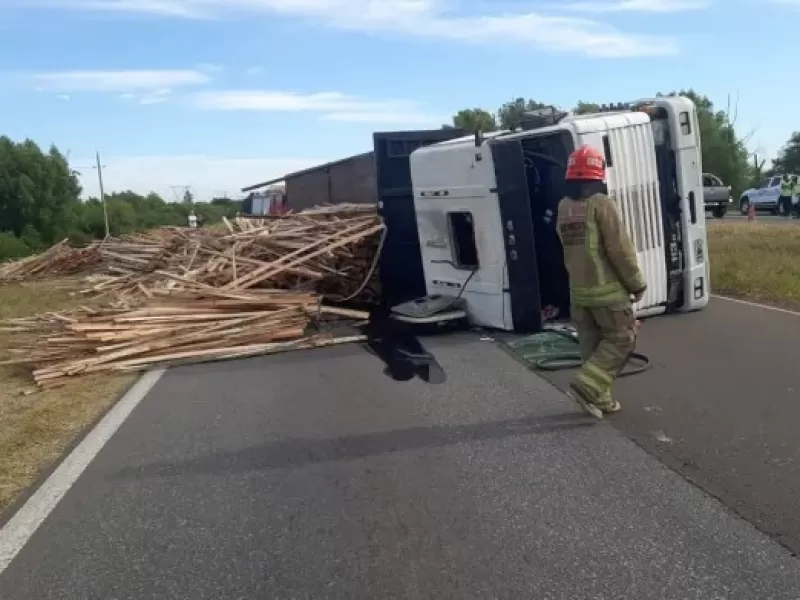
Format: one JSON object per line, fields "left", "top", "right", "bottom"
{"left": 712, "top": 206, "right": 727, "bottom": 218}
{"left": 739, "top": 197, "right": 750, "bottom": 215}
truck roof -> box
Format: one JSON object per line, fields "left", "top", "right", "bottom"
{"left": 414, "top": 110, "right": 651, "bottom": 158}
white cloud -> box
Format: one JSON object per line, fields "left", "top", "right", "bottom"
{"left": 57, "top": 94, "right": 71, "bottom": 101}
{"left": 245, "top": 66, "right": 265, "bottom": 75}
{"left": 197, "top": 62, "right": 225, "bottom": 72}
{"left": 72, "top": 154, "right": 331, "bottom": 200}
{"left": 321, "top": 111, "right": 444, "bottom": 125}
{"left": 29, "top": 69, "right": 211, "bottom": 92}
{"left": 27, "top": 0, "right": 681, "bottom": 57}
{"left": 561, "top": 0, "right": 708, "bottom": 11}
{"left": 192, "top": 89, "right": 410, "bottom": 111}
{"left": 418, "top": 12, "right": 676, "bottom": 57}
{"left": 71, "top": 0, "right": 205, "bottom": 17}
{"left": 138, "top": 88, "right": 172, "bottom": 104}
{"left": 191, "top": 89, "right": 443, "bottom": 124}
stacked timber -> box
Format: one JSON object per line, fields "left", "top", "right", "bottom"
{"left": 82, "top": 206, "right": 384, "bottom": 303}
{"left": 0, "top": 239, "right": 102, "bottom": 281}
{"left": 0, "top": 291, "right": 369, "bottom": 388}
{"left": 0, "top": 204, "right": 384, "bottom": 303}
{"left": 0, "top": 204, "right": 385, "bottom": 387}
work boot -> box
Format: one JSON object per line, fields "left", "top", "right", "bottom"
{"left": 599, "top": 399, "right": 621, "bottom": 414}
{"left": 596, "top": 391, "right": 621, "bottom": 414}
{"left": 567, "top": 382, "right": 603, "bottom": 420}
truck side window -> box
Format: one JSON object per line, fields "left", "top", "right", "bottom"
{"left": 602, "top": 135, "right": 613, "bottom": 167}
{"left": 679, "top": 111, "right": 691, "bottom": 135}
{"left": 447, "top": 212, "right": 479, "bottom": 269}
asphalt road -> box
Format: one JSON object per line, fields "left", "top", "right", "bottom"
{"left": 1, "top": 330, "right": 800, "bottom": 598}
{"left": 540, "top": 296, "right": 800, "bottom": 554}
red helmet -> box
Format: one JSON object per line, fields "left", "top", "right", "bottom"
{"left": 565, "top": 144, "right": 605, "bottom": 181}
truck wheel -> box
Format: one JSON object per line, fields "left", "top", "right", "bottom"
{"left": 739, "top": 198, "right": 750, "bottom": 215}
{"left": 712, "top": 207, "right": 727, "bottom": 218}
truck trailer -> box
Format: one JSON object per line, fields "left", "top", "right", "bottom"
{"left": 374, "top": 96, "right": 709, "bottom": 334}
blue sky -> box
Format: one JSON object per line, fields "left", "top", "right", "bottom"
{"left": 0, "top": 0, "right": 793, "bottom": 200}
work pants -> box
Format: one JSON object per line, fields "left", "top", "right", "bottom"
{"left": 570, "top": 303, "right": 636, "bottom": 408}
{"left": 779, "top": 195, "right": 792, "bottom": 216}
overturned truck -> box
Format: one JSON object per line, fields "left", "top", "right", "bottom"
{"left": 374, "top": 96, "right": 709, "bottom": 334}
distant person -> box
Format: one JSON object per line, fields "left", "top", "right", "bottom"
{"left": 187, "top": 210, "right": 198, "bottom": 229}
{"left": 793, "top": 176, "right": 800, "bottom": 219}
{"left": 556, "top": 144, "right": 646, "bottom": 419}
{"left": 779, "top": 174, "right": 793, "bottom": 217}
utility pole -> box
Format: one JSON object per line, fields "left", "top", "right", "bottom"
{"left": 73, "top": 154, "right": 111, "bottom": 237}
{"left": 96, "top": 151, "right": 109, "bottom": 238}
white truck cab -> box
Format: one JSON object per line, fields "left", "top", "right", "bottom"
{"left": 373, "top": 96, "right": 709, "bottom": 333}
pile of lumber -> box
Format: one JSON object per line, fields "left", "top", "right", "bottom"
{"left": 0, "top": 204, "right": 384, "bottom": 305}
{"left": 0, "top": 239, "right": 102, "bottom": 281}
{"left": 0, "top": 204, "right": 386, "bottom": 386}
{"left": 0, "top": 291, "right": 369, "bottom": 388}
{"left": 82, "top": 204, "right": 385, "bottom": 303}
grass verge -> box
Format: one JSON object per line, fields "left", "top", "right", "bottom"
{"left": 0, "top": 279, "right": 133, "bottom": 515}
{"left": 709, "top": 221, "right": 800, "bottom": 308}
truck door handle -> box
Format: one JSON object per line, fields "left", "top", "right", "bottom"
{"left": 688, "top": 191, "right": 697, "bottom": 224}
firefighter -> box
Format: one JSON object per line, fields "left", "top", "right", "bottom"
{"left": 556, "top": 144, "right": 647, "bottom": 419}
{"left": 779, "top": 174, "right": 793, "bottom": 217}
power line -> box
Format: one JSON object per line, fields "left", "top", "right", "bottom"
{"left": 170, "top": 185, "right": 193, "bottom": 204}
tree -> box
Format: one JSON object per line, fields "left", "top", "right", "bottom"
{"left": 573, "top": 101, "right": 600, "bottom": 115}
{"left": 749, "top": 153, "right": 768, "bottom": 188}
{"left": 183, "top": 189, "right": 194, "bottom": 204}
{"left": 497, "top": 98, "right": 548, "bottom": 130}
{"left": 451, "top": 108, "right": 497, "bottom": 133}
{"left": 0, "top": 137, "right": 82, "bottom": 245}
{"left": 0, "top": 133, "right": 247, "bottom": 258}
{"left": 770, "top": 132, "right": 800, "bottom": 175}
{"left": 664, "top": 89, "right": 752, "bottom": 198}
{"left": 0, "top": 231, "right": 31, "bottom": 259}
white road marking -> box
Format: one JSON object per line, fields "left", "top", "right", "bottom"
{"left": 0, "top": 368, "right": 165, "bottom": 575}
{"left": 711, "top": 294, "right": 800, "bottom": 316}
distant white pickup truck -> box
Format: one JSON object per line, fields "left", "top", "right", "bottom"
{"left": 703, "top": 173, "right": 731, "bottom": 218}
{"left": 738, "top": 174, "right": 800, "bottom": 216}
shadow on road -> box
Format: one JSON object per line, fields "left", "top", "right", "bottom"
{"left": 360, "top": 309, "right": 448, "bottom": 384}
{"left": 110, "top": 412, "right": 595, "bottom": 480}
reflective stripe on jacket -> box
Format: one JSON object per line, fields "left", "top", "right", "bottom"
{"left": 557, "top": 193, "right": 647, "bottom": 308}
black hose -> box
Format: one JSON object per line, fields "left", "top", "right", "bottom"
{"left": 523, "top": 327, "right": 652, "bottom": 377}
